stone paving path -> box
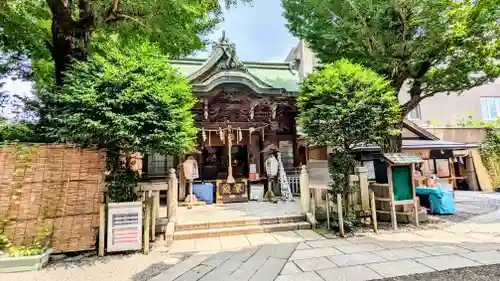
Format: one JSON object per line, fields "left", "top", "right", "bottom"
{"left": 150, "top": 208, "right": 500, "bottom": 281}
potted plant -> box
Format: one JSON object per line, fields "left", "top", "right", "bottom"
{"left": 0, "top": 230, "right": 53, "bottom": 273}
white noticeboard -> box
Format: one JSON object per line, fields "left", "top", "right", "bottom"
{"left": 363, "top": 161, "right": 376, "bottom": 180}
{"left": 183, "top": 159, "right": 199, "bottom": 180}
{"left": 107, "top": 202, "right": 142, "bottom": 252}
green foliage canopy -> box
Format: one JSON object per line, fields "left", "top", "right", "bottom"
{"left": 297, "top": 59, "right": 401, "bottom": 151}
{"left": 44, "top": 41, "right": 198, "bottom": 156}
{"left": 0, "top": 0, "right": 251, "bottom": 86}
{"left": 283, "top": 0, "right": 500, "bottom": 116}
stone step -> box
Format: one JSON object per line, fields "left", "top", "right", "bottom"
{"left": 173, "top": 221, "right": 311, "bottom": 240}
{"left": 174, "top": 215, "right": 305, "bottom": 232}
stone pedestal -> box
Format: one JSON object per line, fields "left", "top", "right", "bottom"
{"left": 355, "top": 166, "right": 370, "bottom": 213}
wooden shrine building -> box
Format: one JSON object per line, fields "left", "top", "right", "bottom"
{"left": 141, "top": 33, "right": 304, "bottom": 202}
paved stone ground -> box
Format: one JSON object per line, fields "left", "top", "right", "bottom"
{"left": 148, "top": 197, "right": 500, "bottom": 281}
{"left": 149, "top": 228, "right": 500, "bottom": 281}
{"left": 176, "top": 200, "right": 302, "bottom": 224}
{"left": 5, "top": 191, "right": 500, "bottom": 281}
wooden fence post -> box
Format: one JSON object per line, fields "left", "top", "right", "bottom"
{"left": 143, "top": 192, "right": 152, "bottom": 255}
{"left": 151, "top": 192, "right": 157, "bottom": 240}
{"left": 98, "top": 191, "right": 106, "bottom": 257}
{"left": 299, "top": 165, "right": 310, "bottom": 214}
{"left": 369, "top": 190, "right": 378, "bottom": 234}
{"left": 337, "top": 193, "right": 345, "bottom": 237}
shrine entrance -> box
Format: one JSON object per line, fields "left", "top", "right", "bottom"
{"left": 169, "top": 32, "right": 300, "bottom": 205}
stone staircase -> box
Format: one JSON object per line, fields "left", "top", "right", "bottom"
{"left": 173, "top": 214, "right": 310, "bottom": 240}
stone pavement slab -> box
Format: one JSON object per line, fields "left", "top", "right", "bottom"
{"left": 251, "top": 243, "right": 298, "bottom": 259}
{"left": 245, "top": 233, "right": 279, "bottom": 245}
{"left": 415, "top": 254, "right": 481, "bottom": 270}
{"left": 372, "top": 240, "right": 425, "bottom": 249}
{"left": 373, "top": 248, "right": 429, "bottom": 261}
{"left": 327, "top": 252, "right": 386, "bottom": 267}
{"left": 174, "top": 264, "right": 214, "bottom": 281}
{"left": 272, "top": 231, "right": 305, "bottom": 243}
{"left": 289, "top": 247, "right": 343, "bottom": 260}
{"left": 229, "top": 246, "right": 259, "bottom": 262}
{"left": 194, "top": 238, "right": 222, "bottom": 252}
{"left": 228, "top": 257, "right": 267, "bottom": 281}
{"left": 345, "top": 236, "right": 378, "bottom": 244}
{"left": 459, "top": 250, "right": 500, "bottom": 265}
{"left": 219, "top": 235, "right": 251, "bottom": 249}
{"left": 294, "top": 229, "right": 326, "bottom": 240}
{"left": 201, "top": 251, "right": 235, "bottom": 267}
{"left": 293, "top": 257, "right": 337, "bottom": 271}
{"left": 316, "top": 265, "right": 383, "bottom": 281}
{"left": 458, "top": 242, "right": 500, "bottom": 252}
{"left": 198, "top": 259, "right": 243, "bottom": 281}
{"left": 281, "top": 262, "right": 302, "bottom": 274}
{"left": 334, "top": 242, "right": 385, "bottom": 254}
{"left": 149, "top": 254, "right": 209, "bottom": 281}
{"left": 417, "top": 244, "right": 470, "bottom": 256}
{"left": 275, "top": 272, "right": 325, "bottom": 281}
{"left": 307, "top": 238, "right": 352, "bottom": 248}
{"left": 295, "top": 242, "right": 312, "bottom": 249}
{"left": 366, "top": 259, "right": 435, "bottom": 278}
{"left": 249, "top": 257, "right": 287, "bottom": 281}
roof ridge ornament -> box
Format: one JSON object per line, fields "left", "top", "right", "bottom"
{"left": 212, "top": 31, "right": 246, "bottom": 71}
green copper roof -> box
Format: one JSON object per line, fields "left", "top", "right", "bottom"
{"left": 167, "top": 32, "right": 301, "bottom": 95}
{"left": 168, "top": 58, "right": 300, "bottom": 93}
{"left": 382, "top": 153, "right": 424, "bottom": 165}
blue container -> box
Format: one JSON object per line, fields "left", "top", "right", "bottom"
{"left": 192, "top": 183, "right": 214, "bottom": 204}
{"left": 416, "top": 187, "right": 456, "bottom": 215}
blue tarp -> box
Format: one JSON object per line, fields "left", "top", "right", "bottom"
{"left": 193, "top": 183, "right": 214, "bottom": 204}
{"left": 416, "top": 187, "right": 456, "bottom": 215}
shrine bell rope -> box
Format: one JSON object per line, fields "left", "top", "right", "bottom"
{"left": 201, "top": 124, "right": 270, "bottom": 146}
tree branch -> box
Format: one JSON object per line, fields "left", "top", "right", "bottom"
{"left": 46, "top": 0, "right": 67, "bottom": 15}
{"left": 402, "top": 75, "right": 492, "bottom": 116}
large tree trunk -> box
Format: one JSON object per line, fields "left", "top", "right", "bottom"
{"left": 47, "top": 0, "right": 94, "bottom": 85}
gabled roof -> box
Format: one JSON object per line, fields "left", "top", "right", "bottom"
{"left": 168, "top": 32, "right": 300, "bottom": 94}
{"left": 403, "top": 119, "right": 439, "bottom": 140}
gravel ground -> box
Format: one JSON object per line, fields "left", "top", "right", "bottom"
{"left": 377, "top": 264, "right": 500, "bottom": 281}
{"left": 1, "top": 250, "right": 187, "bottom": 281}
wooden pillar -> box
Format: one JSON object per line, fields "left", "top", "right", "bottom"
{"left": 370, "top": 190, "right": 378, "bottom": 234}
{"left": 411, "top": 163, "right": 419, "bottom": 227}
{"left": 387, "top": 165, "right": 397, "bottom": 230}
{"left": 178, "top": 155, "right": 186, "bottom": 201}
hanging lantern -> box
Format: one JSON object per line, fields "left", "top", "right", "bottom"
{"left": 203, "top": 99, "right": 209, "bottom": 120}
